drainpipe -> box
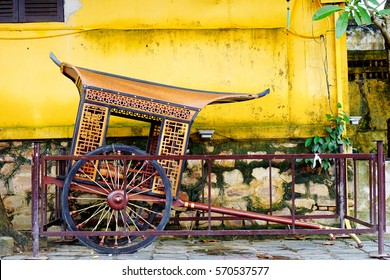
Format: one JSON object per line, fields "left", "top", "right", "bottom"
{"left": 31, "top": 142, "right": 41, "bottom": 258}
{"left": 376, "top": 141, "right": 386, "bottom": 256}
{"left": 333, "top": 7, "right": 348, "bottom": 229}
{"left": 338, "top": 144, "right": 346, "bottom": 229}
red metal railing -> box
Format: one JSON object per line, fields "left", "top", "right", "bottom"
{"left": 31, "top": 141, "right": 387, "bottom": 257}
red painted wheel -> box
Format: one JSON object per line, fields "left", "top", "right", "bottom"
{"left": 61, "top": 144, "right": 172, "bottom": 254}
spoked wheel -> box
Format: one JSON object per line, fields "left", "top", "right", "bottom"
{"left": 61, "top": 144, "right": 172, "bottom": 254}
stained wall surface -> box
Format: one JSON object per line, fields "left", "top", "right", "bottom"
{"left": 0, "top": 0, "right": 348, "bottom": 140}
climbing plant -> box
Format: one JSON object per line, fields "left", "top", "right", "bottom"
{"left": 304, "top": 103, "right": 351, "bottom": 170}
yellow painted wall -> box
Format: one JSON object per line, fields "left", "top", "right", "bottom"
{"left": 0, "top": 0, "right": 348, "bottom": 140}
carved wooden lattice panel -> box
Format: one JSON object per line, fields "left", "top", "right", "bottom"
{"left": 141, "top": 123, "right": 161, "bottom": 191}
{"left": 86, "top": 89, "right": 196, "bottom": 121}
{"left": 74, "top": 103, "right": 108, "bottom": 179}
{"left": 148, "top": 123, "right": 161, "bottom": 155}
{"left": 151, "top": 120, "right": 188, "bottom": 197}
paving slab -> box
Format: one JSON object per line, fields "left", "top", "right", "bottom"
{"left": 1, "top": 234, "right": 389, "bottom": 260}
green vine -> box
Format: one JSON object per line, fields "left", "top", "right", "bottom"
{"left": 304, "top": 103, "right": 351, "bottom": 170}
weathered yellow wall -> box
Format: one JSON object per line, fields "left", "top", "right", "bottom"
{"left": 0, "top": 0, "right": 348, "bottom": 140}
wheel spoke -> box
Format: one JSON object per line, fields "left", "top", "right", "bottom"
{"left": 90, "top": 205, "right": 111, "bottom": 232}
{"left": 75, "top": 203, "right": 107, "bottom": 229}
{"left": 112, "top": 159, "right": 118, "bottom": 190}
{"left": 75, "top": 166, "right": 111, "bottom": 195}
{"left": 69, "top": 196, "right": 106, "bottom": 201}
{"left": 126, "top": 171, "right": 157, "bottom": 195}
{"left": 126, "top": 187, "right": 156, "bottom": 199}
{"left": 93, "top": 161, "right": 114, "bottom": 191}
{"left": 70, "top": 200, "right": 106, "bottom": 216}
{"left": 97, "top": 209, "right": 115, "bottom": 246}
{"left": 127, "top": 202, "right": 160, "bottom": 217}
{"left": 125, "top": 212, "right": 141, "bottom": 232}
{"left": 103, "top": 159, "right": 116, "bottom": 189}
{"left": 121, "top": 159, "right": 134, "bottom": 190}
{"left": 71, "top": 180, "right": 109, "bottom": 196}
{"left": 119, "top": 210, "right": 132, "bottom": 244}
{"left": 125, "top": 161, "right": 148, "bottom": 191}
{"left": 126, "top": 204, "right": 157, "bottom": 229}
{"left": 102, "top": 207, "right": 115, "bottom": 232}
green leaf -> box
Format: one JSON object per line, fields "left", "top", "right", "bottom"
{"left": 328, "top": 142, "right": 337, "bottom": 151}
{"left": 356, "top": 5, "right": 372, "bottom": 24}
{"left": 337, "top": 139, "right": 344, "bottom": 145}
{"left": 313, "top": 5, "right": 343, "bottom": 21}
{"left": 379, "top": 9, "right": 390, "bottom": 16}
{"left": 325, "top": 127, "right": 333, "bottom": 133}
{"left": 352, "top": 10, "right": 363, "bottom": 26}
{"left": 323, "top": 160, "right": 329, "bottom": 170}
{"left": 367, "top": 0, "right": 380, "bottom": 7}
{"left": 344, "top": 137, "right": 351, "bottom": 146}
{"left": 337, "top": 102, "right": 342, "bottom": 108}
{"left": 305, "top": 138, "right": 313, "bottom": 147}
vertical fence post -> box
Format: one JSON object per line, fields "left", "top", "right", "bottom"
{"left": 58, "top": 148, "right": 67, "bottom": 235}
{"left": 31, "top": 142, "right": 41, "bottom": 257}
{"left": 338, "top": 144, "right": 346, "bottom": 229}
{"left": 387, "top": 118, "right": 390, "bottom": 158}
{"left": 376, "top": 141, "right": 385, "bottom": 256}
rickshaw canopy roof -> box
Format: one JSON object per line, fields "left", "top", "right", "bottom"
{"left": 55, "top": 56, "right": 269, "bottom": 110}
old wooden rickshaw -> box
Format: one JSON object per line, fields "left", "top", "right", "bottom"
{"left": 46, "top": 53, "right": 362, "bottom": 255}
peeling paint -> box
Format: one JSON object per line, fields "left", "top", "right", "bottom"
{"left": 64, "top": 0, "right": 82, "bottom": 22}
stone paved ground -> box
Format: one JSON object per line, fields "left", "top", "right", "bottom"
{"left": 2, "top": 234, "right": 390, "bottom": 260}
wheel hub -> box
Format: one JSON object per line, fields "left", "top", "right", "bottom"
{"left": 107, "top": 190, "right": 128, "bottom": 210}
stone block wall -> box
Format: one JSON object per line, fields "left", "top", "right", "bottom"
{"left": 178, "top": 140, "right": 342, "bottom": 229}
{"left": 1, "top": 138, "right": 389, "bottom": 232}
{"left": 0, "top": 140, "right": 69, "bottom": 230}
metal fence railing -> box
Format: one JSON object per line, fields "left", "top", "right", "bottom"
{"left": 31, "top": 141, "right": 387, "bottom": 257}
